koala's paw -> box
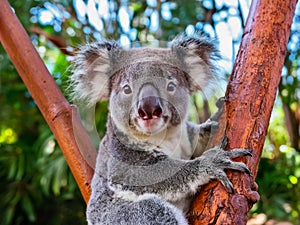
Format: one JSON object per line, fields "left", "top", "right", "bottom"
{"left": 202, "top": 147, "right": 252, "bottom": 193}
{"left": 198, "top": 119, "right": 219, "bottom": 137}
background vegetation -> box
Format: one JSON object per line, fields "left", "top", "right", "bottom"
{"left": 0, "top": 0, "right": 299, "bottom": 224}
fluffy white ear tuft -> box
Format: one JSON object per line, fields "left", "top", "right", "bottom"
{"left": 170, "top": 34, "right": 220, "bottom": 92}
{"left": 70, "top": 41, "right": 121, "bottom": 106}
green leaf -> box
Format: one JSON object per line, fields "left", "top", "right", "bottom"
{"left": 22, "top": 195, "right": 36, "bottom": 222}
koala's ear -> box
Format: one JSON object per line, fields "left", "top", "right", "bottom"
{"left": 70, "top": 41, "right": 121, "bottom": 105}
{"left": 170, "top": 34, "right": 220, "bottom": 92}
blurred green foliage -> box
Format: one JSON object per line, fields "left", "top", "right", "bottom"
{"left": 0, "top": 0, "right": 299, "bottom": 224}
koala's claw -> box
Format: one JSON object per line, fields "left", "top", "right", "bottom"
{"left": 211, "top": 169, "right": 235, "bottom": 193}
{"left": 227, "top": 161, "right": 251, "bottom": 175}
{"left": 244, "top": 166, "right": 251, "bottom": 175}
{"left": 222, "top": 179, "right": 235, "bottom": 194}
{"left": 226, "top": 149, "right": 252, "bottom": 158}
{"left": 202, "top": 147, "right": 251, "bottom": 193}
{"left": 244, "top": 150, "right": 253, "bottom": 157}
{"left": 224, "top": 149, "right": 252, "bottom": 174}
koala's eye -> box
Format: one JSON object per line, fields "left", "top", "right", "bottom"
{"left": 123, "top": 85, "right": 132, "bottom": 95}
{"left": 166, "top": 82, "right": 176, "bottom": 93}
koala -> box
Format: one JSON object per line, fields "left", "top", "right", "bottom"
{"left": 70, "top": 34, "right": 251, "bottom": 225}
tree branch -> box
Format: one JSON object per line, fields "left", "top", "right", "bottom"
{"left": 0, "top": 0, "right": 96, "bottom": 203}
{"left": 189, "top": 0, "right": 298, "bottom": 224}
{"left": 29, "top": 26, "right": 74, "bottom": 56}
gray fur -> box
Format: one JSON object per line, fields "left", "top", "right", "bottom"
{"left": 70, "top": 34, "right": 250, "bottom": 225}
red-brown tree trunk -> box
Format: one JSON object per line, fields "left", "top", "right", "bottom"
{"left": 0, "top": 0, "right": 97, "bottom": 203}
{"left": 189, "top": 0, "right": 298, "bottom": 224}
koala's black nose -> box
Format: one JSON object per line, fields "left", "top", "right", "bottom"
{"left": 137, "top": 84, "right": 163, "bottom": 120}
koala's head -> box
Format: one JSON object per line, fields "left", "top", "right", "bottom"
{"left": 71, "top": 35, "right": 219, "bottom": 139}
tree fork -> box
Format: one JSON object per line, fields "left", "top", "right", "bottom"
{"left": 0, "top": 0, "right": 298, "bottom": 223}
{"left": 189, "top": 0, "right": 298, "bottom": 224}
{"left": 0, "top": 0, "right": 97, "bottom": 203}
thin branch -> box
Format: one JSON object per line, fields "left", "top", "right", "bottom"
{"left": 30, "top": 26, "right": 75, "bottom": 56}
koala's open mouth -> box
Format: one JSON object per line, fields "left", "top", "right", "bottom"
{"left": 134, "top": 115, "right": 169, "bottom": 134}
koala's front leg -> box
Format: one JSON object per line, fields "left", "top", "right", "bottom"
{"left": 190, "top": 97, "right": 229, "bottom": 158}
{"left": 182, "top": 147, "right": 251, "bottom": 195}
{"left": 187, "top": 120, "right": 219, "bottom": 158}
{"left": 110, "top": 147, "right": 251, "bottom": 201}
